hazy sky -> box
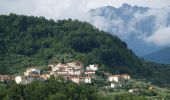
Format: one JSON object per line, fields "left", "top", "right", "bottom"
{"left": 0, "top": 0, "right": 170, "bottom": 20}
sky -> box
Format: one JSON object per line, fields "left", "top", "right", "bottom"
{"left": 0, "top": 0, "right": 170, "bottom": 20}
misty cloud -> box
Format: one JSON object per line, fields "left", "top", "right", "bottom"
{"left": 89, "top": 4, "right": 170, "bottom": 47}
{"left": 145, "top": 27, "right": 170, "bottom": 46}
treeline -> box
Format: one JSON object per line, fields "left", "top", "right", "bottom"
{"left": 0, "top": 78, "right": 147, "bottom": 100}
{"left": 0, "top": 13, "right": 151, "bottom": 76}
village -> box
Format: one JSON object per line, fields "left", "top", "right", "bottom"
{"left": 0, "top": 61, "right": 155, "bottom": 94}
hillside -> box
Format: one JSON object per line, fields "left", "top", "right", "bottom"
{"left": 0, "top": 14, "right": 152, "bottom": 76}
{"left": 144, "top": 47, "right": 170, "bottom": 64}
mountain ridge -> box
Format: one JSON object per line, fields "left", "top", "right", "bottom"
{"left": 144, "top": 47, "right": 170, "bottom": 64}
{"left": 89, "top": 3, "right": 170, "bottom": 56}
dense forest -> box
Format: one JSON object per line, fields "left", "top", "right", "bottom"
{"left": 0, "top": 14, "right": 149, "bottom": 75}
{"left": 0, "top": 14, "right": 170, "bottom": 87}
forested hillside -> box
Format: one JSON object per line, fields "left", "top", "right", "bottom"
{"left": 0, "top": 13, "right": 152, "bottom": 76}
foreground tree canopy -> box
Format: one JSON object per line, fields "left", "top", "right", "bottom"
{"left": 0, "top": 78, "right": 149, "bottom": 100}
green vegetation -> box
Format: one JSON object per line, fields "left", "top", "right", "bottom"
{"left": 0, "top": 78, "right": 169, "bottom": 100}
{"left": 0, "top": 13, "right": 150, "bottom": 76}
{"left": 0, "top": 78, "right": 98, "bottom": 100}
{"left": 0, "top": 14, "right": 170, "bottom": 87}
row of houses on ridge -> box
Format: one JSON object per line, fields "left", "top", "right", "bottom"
{"left": 0, "top": 61, "right": 133, "bottom": 91}
{"left": 15, "top": 62, "right": 98, "bottom": 84}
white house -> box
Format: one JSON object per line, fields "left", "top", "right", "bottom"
{"left": 24, "top": 68, "right": 41, "bottom": 76}
{"left": 15, "top": 76, "right": 32, "bottom": 84}
{"left": 86, "top": 64, "right": 98, "bottom": 71}
{"left": 15, "top": 76, "right": 23, "bottom": 84}
{"left": 70, "top": 77, "right": 80, "bottom": 84}
{"left": 108, "top": 75, "right": 120, "bottom": 82}
{"left": 89, "top": 64, "right": 98, "bottom": 71}
{"left": 49, "top": 63, "right": 63, "bottom": 72}
{"left": 121, "top": 74, "right": 130, "bottom": 79}
{"left": 84, "top": 77, "right": 92, "bottom": 83}
{"left": 129, "top": 89, "right": 139, "bottom": 94}
{"left": 111, "top": 83, "right": 116, "bottom": 88}
{"left": 74, "top": 70, "right": 81, "bottom": 76}
{"left": 67, "top": 62, "right": 83, "bottom": 70}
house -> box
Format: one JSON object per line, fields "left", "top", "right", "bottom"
{"left": 121, "top": 74, "right": 130, "bottom": 79}
{"left": 111, "top": 83, "right": 117, "bottom": 88}
{"left": 49, "top": 63, "right": 69, "bottom": 72}
{"left": 86, "top": 64, "right": 98, "bottom": 71}
{"left": 84, "top": 77, "right": 92, "bottom": 83}
{"left": 108, "top": 75, "right": 121, "bottom": 82}
{"left": 85, "top": 70, "right": 95, "bottom": 75}
{"left": 108, "top": 74, "right": 131, "bottom": 82}
{"left": 67, "top": 62, "right": 84, "bottom": 70}
{"left": 24, "top": 68, "right": 41, "bottom": 76}
{"left": 41, "top": 74, "right": 50, "bottom": 80}
{"left": 110, "top": 82, "right": 122, "bottom": 88}
{"left": 89, "top": 64, "right": 98, "bottom": 71}
{"left": 129, "top": 89, "right": 139, "bottom": 94}
{"left": 149, "top": 86, "right": 156, "bottom": 90}
{"left": 69, "top": 77, "right": 80, "bottom": 84}
{"left": 15, "top": 74, "right": 46, "bottom": 84}
{"left": 74, "top": 70, "right": 81, "bottom": 76}
{"left": 15, "top": 76, "right": 25, "bottom": 84}
{"left": 50, "top": 64, "right": 60, "bottom": 72}
{"left": 0, "top": 75, "right": 13, "bottom": 81}
{"left": 15, "top": 76, "right": 33, "bottom": 84}
{"left": 26, "top": 74, "right": 45, "bottom": 81}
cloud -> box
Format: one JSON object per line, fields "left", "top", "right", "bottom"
{"left": 88, "top": 3, "right": 170, "bottom": 48}
{"left": 145, "top": 27, "right": 170, "bottom": 46}
{"left": 0, "top": 0, "right": 117, "bottom": 20}
{"left": 0, "top": 0, "right": 170, "bottom": 19}
{"left": 112, "top": 0, "right": 170, "bottom": 8}
{"left": 134, "top": 7, "right": 170, "bottom": 46}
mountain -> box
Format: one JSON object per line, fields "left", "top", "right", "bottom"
{"left": 0, "top": 14, "right": 151, "bottom": 76}
{"left": 144, "top": 47, "right": 170, "bottom": 64}
{"left": 1, "top": 14, "right": 170, "bottom": 87}
{"left": 89, "top": 3, "right": 170, "bottom": 56}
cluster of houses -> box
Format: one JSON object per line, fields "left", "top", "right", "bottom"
{"left": 15, "top": 68, "right": 50, "bottom": 84}
{"left": 0, "top": 61, "right": 136, "bottom": 92}
{"left": 14, "top": 62, "right": 98, "bottom": 84}
{"left": 48, "top": 62, "right": 98, "bottom": 84}
{"left": 108, "top": 74, "right": 131, "bottom": 88}
{"left": 0, "top": 75, "right": 14, "bottom": 82}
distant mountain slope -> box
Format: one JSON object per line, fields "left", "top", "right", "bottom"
{"left": 89, "top": 3, "right": 170, "bottom": 56}
{"left": 144, "top": 47, "right": 170, "bottom": 64}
